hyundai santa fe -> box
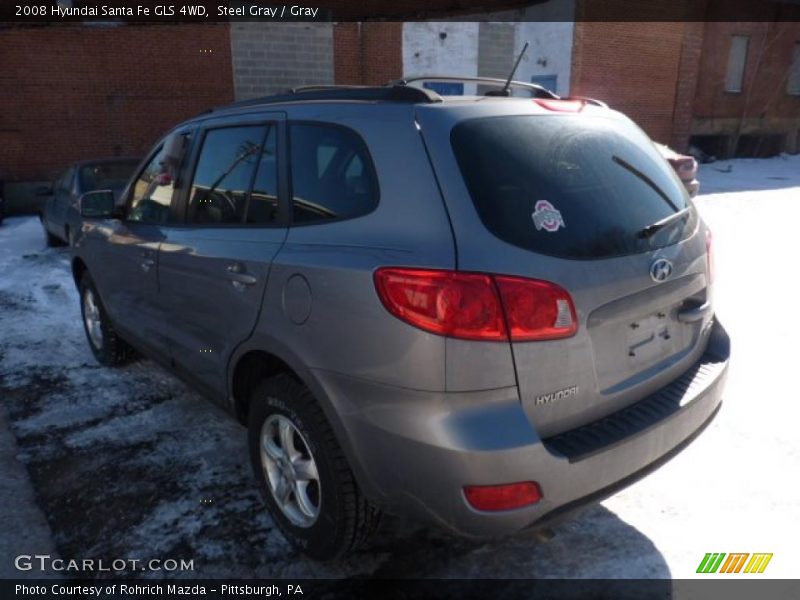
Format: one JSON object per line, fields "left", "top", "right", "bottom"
{"left": 71, "top": 81, "right": 729, "bottom": 560}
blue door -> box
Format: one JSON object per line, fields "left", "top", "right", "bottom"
{"left": 531, "top": 74, "right": 558, "bottom": 95}
{"left": 423, "top": 81, "right": 465, "bottom": 96}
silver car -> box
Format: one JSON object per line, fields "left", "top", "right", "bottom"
{"left": 70, "top": 83, "right": 728, "bottom": 560}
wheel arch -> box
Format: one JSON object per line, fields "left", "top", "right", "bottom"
{"left": 71, "top": 256, "right": 88, "bottom": 288}
{"left": 227, "top": 337, "right": 381, "bottom": 503}
{"left": 230, "top": 348, "right": 297, "bottom": 425}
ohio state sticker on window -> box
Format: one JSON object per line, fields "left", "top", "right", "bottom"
{"left": 532, "top": 200, "right": 565, "bottom": 232}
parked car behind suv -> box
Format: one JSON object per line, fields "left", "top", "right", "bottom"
{"left": 41, "top": 158, "right": 139, "bottom": 246}
{"left": 71, "top": 82, "right": 729, "bottom": 560}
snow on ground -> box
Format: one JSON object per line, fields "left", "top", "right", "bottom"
{"left": 1, "top": 155, "right": 799, "bottom": 579}
{"left": 598, "top": 154, "right": 800, "bottom": 579}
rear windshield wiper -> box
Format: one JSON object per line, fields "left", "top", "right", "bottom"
{"left": 612, "top": 155, "right": 680, "bottom": 212}
{"left": 638, "top": 206, "right": 692, "bottom": 239}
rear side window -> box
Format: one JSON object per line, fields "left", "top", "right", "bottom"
{"left": 80, "top": 162, "right": 137, "bottom": 193}
{"left": 451, "top": 115, "right": 695, "bottom": 259}
{"left": 289, "top": 124, "right": 378, "bottom": 224}
{"left": 54, "top": 170, "right": 72, "bottom": 199}
{"left": 188, "top": 125, "right": 267, "bottom": 225}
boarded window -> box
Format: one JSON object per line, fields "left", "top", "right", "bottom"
{"left": 725, "top": 35, "right": 749, "bottom": 92}
{"left": 788, "top": 43, "right": 800, "bottom": 96}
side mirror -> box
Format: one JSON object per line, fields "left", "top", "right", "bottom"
{"left": 35, "top": 185, "right": 53, "bottom": 196}
{"left": 80, "top": 190, "right": 116, "bottom": 218}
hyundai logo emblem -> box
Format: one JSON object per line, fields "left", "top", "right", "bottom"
{"left": 650, "top": 258, "right": 673, "bottom": 283}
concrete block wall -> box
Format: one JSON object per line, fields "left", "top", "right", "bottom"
{"left": 230, "top": 23, "right": 334, "bottom": 99}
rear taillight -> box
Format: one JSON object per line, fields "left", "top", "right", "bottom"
{"left": 373, "top": 269, "right": 506, "bottom": 341}
{"left": 464, "top": 482, "right": 542, "bottom": 511}
{"left": 494, "top": 276, "right": 577, "bottom": 341}
{"left": 706, "top": 229, "right": 714, "bottom": 284}
{"left": 373, "top": 268, "right": 577, "bottom": 342}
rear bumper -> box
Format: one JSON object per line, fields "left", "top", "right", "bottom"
{"left": 314, "top": 319, "right": 729, "bottom": 537}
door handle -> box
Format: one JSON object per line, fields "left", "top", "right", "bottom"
{"left": 140, "top": 258, "right": 155, "bottom": 273}
{"left": 677, "top": 301, "right": 711, "bottom": 323}
{"left": 225, "top": 264, "right": 257, "bottom": 287}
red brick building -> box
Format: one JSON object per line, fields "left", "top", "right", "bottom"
{"left": 0, "top": 24, "right": 234, "bottom": 182}
{"left": 2, "top": 0, "right": 799, "bottom": 199}
{"left": 570, "top": 1, "right": 800, "bottom": 157}
{"left": 1, "top": 22, "right": 408, "bottom": 185}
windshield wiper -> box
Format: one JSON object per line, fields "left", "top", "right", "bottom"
{"left": 612, "top": 155, "right": 679, "bottom": 212}
{"left": 638, "top": 206, "right": 692, "bottom": 239}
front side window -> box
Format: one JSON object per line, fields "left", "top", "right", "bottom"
{"left": 289, "top": 124, "right": 378, "bottom": 224}
{"left": 128, "top": 134, "right": 188, "bottom": 224}
{"left": 187, "top": 126, "right": 266, "bottom": 225}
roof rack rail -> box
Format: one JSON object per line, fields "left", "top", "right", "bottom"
{"left": 210, "top": 85, "right": 441, "bottom": 112}
{"left": 391, "top": 76, "right": 560, "bottom": 99}
{"left": 561, "top": 95, "right": 608, "bottom": 108}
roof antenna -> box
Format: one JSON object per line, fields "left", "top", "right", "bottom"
{"left": 488, "top": 41, "right": 529, "bottom": 97}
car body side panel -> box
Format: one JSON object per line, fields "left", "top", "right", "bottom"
{"left": 158, "top": 227, "right": 287, "bottom": 400}
{"left": 75, "top": 219, "right": 165, "bottom": 355}
{"left": 248, "top": 103, "right": 458, "bottom": 393}
{"left": 156, "top": 114, "right": 288, "bottom": 401}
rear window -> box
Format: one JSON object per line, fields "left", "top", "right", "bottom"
{"left": 451, "top": 115, "right": 696, "bottom": 259}
{"left": 80, "top": 162, "right": 137, "bottom": 192}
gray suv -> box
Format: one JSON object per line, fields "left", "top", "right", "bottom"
{"left": 71, "top": 82, "right": 729, "bottom": 560}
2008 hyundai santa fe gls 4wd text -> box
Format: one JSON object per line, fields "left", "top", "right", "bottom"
{"left": 71, "top": 82, "right": 729, "bottom": 560}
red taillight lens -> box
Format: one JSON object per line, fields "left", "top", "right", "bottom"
{"left": 706, "top": 229, "right": 714, "bottom": 284}
{"left": 373, "top": 268, "right": 577, "bottom": 342}
{"left": 464, "top": 482, "right": 542, "bottom": 511}
{"left": 374, "top": 268, "right": 507, "bottom": 341}
{"left": 495, "top": 276, "right": 578, "bottom": 341}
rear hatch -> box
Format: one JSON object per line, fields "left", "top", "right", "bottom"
{"left": 418, "top": 103, "right": 714, "bottom": 438}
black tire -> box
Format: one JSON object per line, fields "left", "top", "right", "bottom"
{"left": 78, "top": 272, "right": 134, "bottom": 366}
{"left": 248, "top": 374, "right": 381, "bottom": 560}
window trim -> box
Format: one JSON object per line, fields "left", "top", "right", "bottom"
{"left": 174, "top": 117, "right": 288, "bottom": 229}
{"left": 286, "top": 120, "right": 381, "bottom": 228}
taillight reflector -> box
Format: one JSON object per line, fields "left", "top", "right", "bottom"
{"left": 373, "top": 268, "right": 577, "bottom": 342}
{"left": 464, "top": 482, "right": 542, "bottom": 511}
